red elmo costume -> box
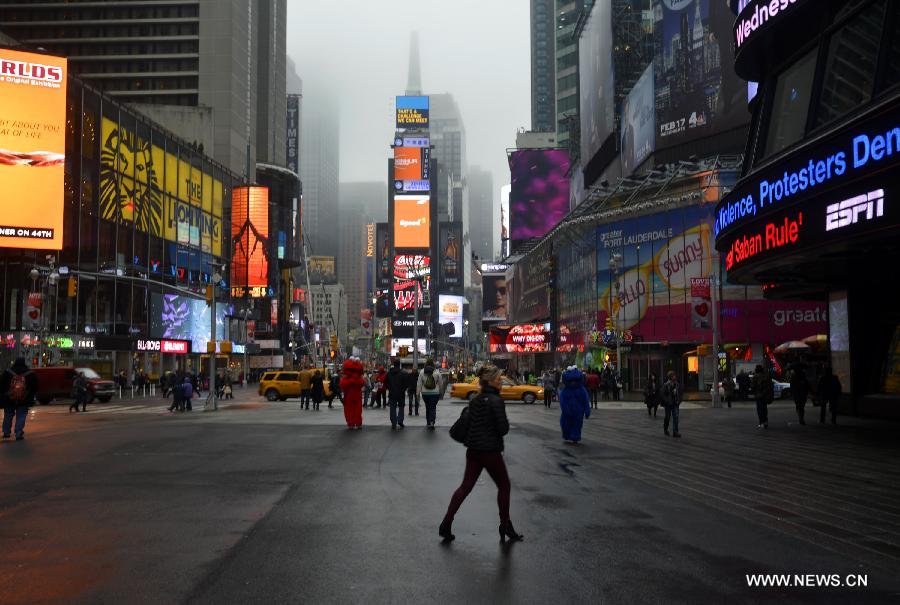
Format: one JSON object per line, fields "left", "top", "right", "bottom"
{"left": 340, "top": 358, "right": 365, "bottom": 429}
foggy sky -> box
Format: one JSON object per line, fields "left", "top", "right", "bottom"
{"left": 286, "top": 0, "right": 530, "bottom": 200}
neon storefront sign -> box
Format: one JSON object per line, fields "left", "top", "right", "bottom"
{"left": 724, "top": 212, "right": 803, "bottom": 271}
{"left": 825, "top": 189, "right": 884, "bottom": 232}
{"left": 735, "top": 0, "right": 805, "bottom": 50}
{"left": 135, "top": 339, "right": 190, "bottom": 354}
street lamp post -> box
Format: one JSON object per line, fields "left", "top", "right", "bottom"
{"left": 30, "top": 258, "right": 59, "bottom": 368}
{"left": 206, "top": 269, "right": 222, "bottom": 411}
{"left": 609, "top": 253, "right": 623, "bottom": 374}
{"left": 243, "top": 299, "right": 254, "bottom": 389}
{"left": 464, "top": 319, "right": 470, "bottom": 372}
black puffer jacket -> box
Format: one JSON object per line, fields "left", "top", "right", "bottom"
{"left": 464, "top": 386, "right": 510, "bottom": 452}
{"left": 386, "top": 366, "right": 407, "bottom": 399}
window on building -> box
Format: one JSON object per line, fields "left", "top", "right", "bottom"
{"left": 880, "top": 2, "right": 900, "bottom": 90}
{"left": 763, "top": 49, "right": 818, "bottom": 159}
{"left": 814, "top": 1, "right": 884, "bottom": 128}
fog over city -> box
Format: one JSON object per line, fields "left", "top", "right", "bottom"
{"left": 286, "top": 0, "right": 531, "bottom": 194}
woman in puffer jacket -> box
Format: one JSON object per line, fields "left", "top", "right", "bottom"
{"left": 559, "top": 366, "right": 590, "bottom": 444}
{"left": 439, "top": 364, "right": 523, "bottom": 543}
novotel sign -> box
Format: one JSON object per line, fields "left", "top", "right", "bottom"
{"left": 135, "top": 339, "right": 191, "bottom": 354}
{"left": 715, "top": 105, "right": 900, "bottom": 241}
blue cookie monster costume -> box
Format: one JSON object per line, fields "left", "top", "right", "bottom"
{"left": 559, "top": 367, "right": 591, "bottom": 442}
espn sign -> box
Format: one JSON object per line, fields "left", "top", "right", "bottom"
{"left": 825, "top": 189, "right": 884, "bottom": 233}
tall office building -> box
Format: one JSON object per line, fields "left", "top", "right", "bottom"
{"left": 0, "top": 0, "right": 287, "bottom": 176}
{"left": 300, "top": 81, "right": 340, "bottom": 259}
{"left": 467, "top": 166, "right": 494, "bottom": 263}
{"left": 531, "top": 0, "right": 556, "bottom": 133}
{"left": 555, "top": 0, "right": 589, "bottom": 148}
{"left": 338, "top": 182, "right": 386, "bottom": 334}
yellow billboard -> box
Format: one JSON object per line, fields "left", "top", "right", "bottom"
{"left": 0, "top": 49, "right": 68, "bottom": 250}
{"left": 100, "top": 118, "right": 222, "bottom": 256}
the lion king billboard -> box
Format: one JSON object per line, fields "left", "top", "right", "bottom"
{"left": 99, "top": 117, "right": 224, "bottom": 256}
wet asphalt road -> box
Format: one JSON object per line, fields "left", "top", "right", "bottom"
{"left": 2, "top": 391, "right": 899, "bottom": 604}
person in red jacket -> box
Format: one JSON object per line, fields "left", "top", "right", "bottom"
{"left": 372, "top": 366, "right": 388, "bottom": 408}
{"left": 585, "top": 370, "right": 601, "bottom": 409}
{"left": 340, "top": 357, "right": 365, "bottom": 430}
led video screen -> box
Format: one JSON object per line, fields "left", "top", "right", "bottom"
{"left": 509, "top": 150, "right": 571, "bottom": 242}
{"left": 393, "top": 195, "right": 431, "bottom": 249}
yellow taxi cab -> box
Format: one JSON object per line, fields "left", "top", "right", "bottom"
{"left": 449, "top": 376, "right": 543, "bottom": 404}
{"left": 258, "top": 369, "right": 332, "bottom": 401}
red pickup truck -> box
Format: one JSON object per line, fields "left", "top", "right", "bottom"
{"left": 30, "top": 366, "right": 117, "bottom": 404}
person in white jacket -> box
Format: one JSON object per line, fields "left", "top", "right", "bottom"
{"left": 417, "top": 359, "right": 442, "bottom": 429}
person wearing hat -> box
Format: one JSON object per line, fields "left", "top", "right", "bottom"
{"left": 2, "top": 358, "right": 38, "bottom": 440}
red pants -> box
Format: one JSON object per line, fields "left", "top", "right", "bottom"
{"left": 343, "top": 391, "right": 363, "bottom": 427}
{"left": 444, "top": 449, "right": 511, "bottom": 523}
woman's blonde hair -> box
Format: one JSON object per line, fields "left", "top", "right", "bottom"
{"left": 477, "top": 363, "right": 503, "bottom": 387}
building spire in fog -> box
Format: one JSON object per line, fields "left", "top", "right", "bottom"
{"left": 406, "top": 31, "right": 422, "bottom": 95}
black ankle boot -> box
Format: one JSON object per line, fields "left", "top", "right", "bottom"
{"left": 439, "top": 520, "right": 455, "bottom": 542}
{"left": 499, "top": 520, "right": 523, "bottom": 542}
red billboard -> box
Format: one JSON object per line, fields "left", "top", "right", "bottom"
{"left": 393, "top": 254, "right": 430, "bottom": 311}
{"left": 231, "top": 186, "right": 270, "bottom": 294}
{"left": 489, "top": 323, "right": 552, "bottom": 353}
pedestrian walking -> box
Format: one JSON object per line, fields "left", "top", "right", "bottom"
{"left": 328, "top": 371, "right": 342, "bottom": 408}
{"left": 299, "top": 367, "right": 313, "bottom": 409}
{"left": 559, "top": 367, "right": 591, "bottom": 444}
{"left": 790, "top": 365, "right": 809, "bottom": 425}
{"left": 600, "top": 367, "right": 612, "bottom": 400}
{"left": 168, "top": 376, "right": 184, "bottom": 412}
{"left": 405, "top": 367, "right": 419, "bottom": 416}
{"left": 2, "top": 357, "right": 38, "bottom": 440}
{"left": 70, "top": 371, "right": 88, "bottom": 413}
{"left": 585, "top": 370, "right": 601, "bottom": 409}
{"left": 644, "top": 373, "right": 660, "bottom": 417}
{"left": 181, "top": 376, "right": 194, "bottom": 411}
{"left": 541, "top": 370, "right": 556, "bottom": 408}
{"left": 722, "top": 374, "right": 735, "bottom": 408}
{"left": 418, "top": 359, "right": 441, "bottom": 429}
{"left": 661, "top": 371, "right": 682, "bottom": 438}
{"left": 736, "top": 370, "right": 751, "bottom": 400}
{"left": 311, "top": 370, "right": 325, "bottom": 411}
{"left": 752, "top": 365, "right": 773, "bottom": 428}
{"left": 373, "top": 366, "right": 387, "bottom": 408}
{"left": 362, "top": 371, "right": 373, "bottom": 408}
{"left": 386, "top": 359, "right": 406, "bottom": 429}
{"left": 612, "top": 368, "right": 623, "bottom": 401}
{"left": 439, "top": 364, "right": 522, "bottom": 543}
{"left": 340, "top": 358, "right": 365, "bottom": 429}
{"left": 816, "top": 365, "right": 842, "bottom": 425}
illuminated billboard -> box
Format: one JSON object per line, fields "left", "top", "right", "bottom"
{"left": 579, "top": 0, "right": 615, "bottom": 167}
{"left": 394, "top": 147, "right": 427, "bottom": 180}
{"left": 489, "top": 324, "right": 552, "bottom": 353}
{"left": 0, "top": 48, "right": 67, "bottom": 250}
{"left": 439, "top": 221, "right": 463, "bottom": 287}
{"left": 308, "top": 256, "right": 336, "bottom": 282}
{"left": 396, "top": 95, "right": 430, "bottom": 129}
{"left": 376, "top": 222, "right": 391, "bottom": 288}
{"left": 393, "top": 194, "right": 431, "bottom": 249}
{"left": 621, "top": 64, "right": 656, "bottom": 177}
{"left": 150, "top": 293, "right": 233, "bottom": 353}
{"left": 482, "top": 274, "right": 508, "bottom": 322}
{"left": 99, "top": 117, "right": 224, "bottom": 256}
{"left": 438, "top": 295, "right": 465, "bottom": 338}
{"left": 509, "top": 150, "right": 571, "bottom": 242}
{"left": 231, "top": 186, "right": 270, "bottom": 295}
{"left": 653, "top": 0, "right": 747, "bottom": 148}
{"left": 393, "top": 254, "right": 431, "bottom": 312}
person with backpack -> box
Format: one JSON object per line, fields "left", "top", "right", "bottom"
{"left": 417, "top": 359, "right": 442, "bottom": 429}
{"left": 2, "top": 358, "right": 38, "bottom": 440}
{"left": 559, "top": 367, "right": 591, "bottom": 444}
{"left": 752, "top": 364, "right": 773, "bottom": 429}
{"left": 70, "top": 371, "right": 89, "bottom": 413}
{"left": 439, "top": 364, "right": 522, "bottom": 543}
{"left": 661, "top": 371, "right": 682, "bottom": 438}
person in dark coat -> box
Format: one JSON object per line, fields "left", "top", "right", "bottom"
{"left": 405, "top": 367, "right": 420, "bottom": 416}
{"left": 2, "top": 358, "right": 38, "bottom": 440}
{"left": 816, "top": 365, "right": 842, "bottom": 425}
{"left": 168, "top": 376, "right": 184, "bottom": 413}
{"left": 310, "top": 371, "right": 325, "bottom": 411}
{"left": 644, "top": 373, "right": 660, "bottom": 417}
{"left": 790, "top": 365, "right": 810, "bottom": 425}
{"left": 661, "top": 371, "right": 682, "bottom": 438}
{"left": 752, "top": 365, "right": 772, "bottom": 428}
{"left": 386, "top": 359, "right": 406, "bottom": 429}
{"left": 440, "top": 364, "right": 522, "bottom": 543}
{"left": 722, "top": 374, "right": 735, "bottom": 408}
{"left": 70, "top": 371, "right": 88, "bottom": 413}
{"left": 559, "top": 367, "right": 591, "bottom": 443}
{"left": 328, "top": 371, "right": 343, "bottom": 408}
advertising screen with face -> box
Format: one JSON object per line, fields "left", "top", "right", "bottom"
{"left": 509, "top": 150, "right": 571, "bottom": 242}
{"left": 0, "top": 49, "right": 67, "bottom": 250}
{"left": 482, "top": 274, "right": 509, "bottom": 321}
{"left": 393, "top": 195, "right": 431, "bottom": 249}
{"left": 438, "top": 295, "right": 465, "bottom": 338}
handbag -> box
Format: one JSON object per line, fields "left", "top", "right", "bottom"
{"left": 449, "top": 405, "right": 471, "bottom": 444}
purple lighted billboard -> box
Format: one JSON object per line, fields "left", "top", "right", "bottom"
{"left": 509, "top": 149, "right": 571, "bottom": 243}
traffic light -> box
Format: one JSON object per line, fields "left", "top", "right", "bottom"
{"left": 67, "top": 277, "right": 77, "bottom": 298}
{"left": 330, "top": 350, "right": 336, "bottom": 360}
{"left": 206, "top": 285, "right": 214, "bottom": 305}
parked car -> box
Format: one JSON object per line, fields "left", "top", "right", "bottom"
{"left": 30, "top": 366, "right": 116, "bottom": 404}
{"left": 449, "top": 376, "right": 543, "bottom": 404}
{"left": 258, "top": 370, "right": 332, "bottom": 402}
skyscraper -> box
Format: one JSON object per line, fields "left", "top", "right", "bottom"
{"left": 467, "top": 166, "right": 495, "bottom": 262}
{"left": 338, "top": 182, "right": 386, "bottom": 334}
{"left": 0, "top": 0, "right": 288, "bottom": 177}
{"left": 555, "top": 0, "right": 589, "bottom": 148}
{"left": 300, "top": 81, "right": 340, "bottom": 259}
{"left": 531, "top": 0, "right": 556, "bottom": 133}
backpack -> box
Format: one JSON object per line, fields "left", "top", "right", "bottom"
{"left": 8, "top": 372, "right": 28, "bottom": 402}
{"left": 424, "top": 368, "right": 436, "bottom": 390}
